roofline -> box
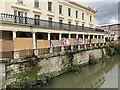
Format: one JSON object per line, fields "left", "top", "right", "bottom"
{"left": 100, "top": 23, "right": 120, "bottom": 27}
{"left": 65, "top": 0, "right": 97, "bottom": 13}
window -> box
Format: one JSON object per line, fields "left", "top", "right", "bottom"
{"left": 90, "top": 15, "right": 92, "bottom": 22}
{"left": 76, "top": 11, "right": 78, "bottom": 18}
{"left": 14, "top": 11, "right": 17, "bottom": 16}
{"left": 82, "top": 23, "right": 84, "bottom": 30}
{"left": 59, "top": 5, "right": 62, "bottom": 14}
{"left": 14, "top": 11, "right": 17, "bottom": 23}
{"left": 25, "top": 13, "right": 27, "bottom": 24}
{"left": 82, "top": 13, "right": 84, "bottom": 20}
{"left": 68, "top": 21, "right": 71, "bottom": 29}
{"left": 48, "top": 17, "right": 52, "bottom": 27}
{"left": 59, "top": 19, "right": 63, "bottom": 28}
{"left": 34, "top": 15, "right": 40, "bottom": 25}
{"left": 35, "top": 0, "right": 39, "bottom": 8}
{"left": 17, "top": 0, "right": 23, "bottom": 4}
{"left": 48, "top": 2, "right": 52, "bottom": 11}
{"left": 76, "top": 23, "right": 78, "bottom": 29}
{"left": 68, "top": 8, "right": 71, "bottom": 16}
{"left": 18, "top": 11, "right": 23, "bottom": 23}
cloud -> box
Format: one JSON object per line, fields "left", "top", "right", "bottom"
{"left": 81, "top": 2, "right": 118, "bottom": 25}
{"left": 110, "top": 18, "right": 118, "bottom": 24}
{"left": 74, "top": 1, "right": 119, "bottom": 25}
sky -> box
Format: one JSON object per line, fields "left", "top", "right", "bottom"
{"left": 74, "top": 0, "right": 119, "bottom": 26}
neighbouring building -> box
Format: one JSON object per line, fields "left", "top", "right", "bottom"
{"left": 0, "top": 0, "right": 105, "bottom": 59}
{"left": 101, "top": 24, "right": 120, "bottom": 41}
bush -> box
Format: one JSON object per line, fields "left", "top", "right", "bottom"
{"left": 118, "top": 36, "right": 120, "bottom": 40}
{"left": 105, "top": 43, "right": 120, "bottom": 56}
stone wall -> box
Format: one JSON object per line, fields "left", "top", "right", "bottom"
{"left": 5, "top": 48, "right": 105, "bottom": 87}
{"left": 0, "top": 62, "right": 6, "bottom": 89}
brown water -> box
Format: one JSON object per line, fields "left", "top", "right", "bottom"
{"left": 42, "top": 55, "right": 119, "bottom": 88}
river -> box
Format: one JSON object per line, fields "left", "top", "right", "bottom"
{"left": 42, "top": 55, "right": 119, "bottom": 88}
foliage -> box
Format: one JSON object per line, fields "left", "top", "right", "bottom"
{"left": 105, "top": 43, "right": 120, "bottom": 56}
{"left": 25, "top": 56, "right": 40, "bottom": 66}
{"left": 118, "top": 36, "right": 120, "bottom": 40}
{"left": 11, "top": 65, "right": 54, "bottom": 88}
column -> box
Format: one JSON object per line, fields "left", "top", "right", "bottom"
{"left": 103, "top": 35, "right": 105, "bottom": 46}
{"left": 88, "top": 35, "right": 91, "bottom": 48}
{"left": 83, "top": 35, "right": 86, "bottom": 49}
{"left": 94, "top": 35, "right": 97, "bottom": 48}
{"left": 13, "top": 31, "right": 16, "bottom": 40}
{"left": 92, "top": 35, "right": 95, "bottom": 47}
{"left": 104, "top": 35, "right": 105, "bottom": 43}
{"left": 100, "top": 35, "right": 102, "bottom": 47}
{"left": 69, "top": 34, "right": 71, "bottom": 39}
{"left": 76, "top": 34, "right": 78, "bottom": 39}
{"left": 97, "top": 35, "right": 99, "bottom": 47}
{"left": 13, "top": 31, "right": 19, "bottom": 58}
{"left": 59, "top": 33, "right": 62, "bottom": 40}
{"left": 32, "top": 32, "right": 36, "bottom": 49}
{"left": 83, "top": 34, "right": 85, "bottom": 44}
{"left": 48, "top": 33, "right": 51, "bottom": 40}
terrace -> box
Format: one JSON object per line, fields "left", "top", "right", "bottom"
{"left": 0, "top": 13, "right": 104, "bottom": 33}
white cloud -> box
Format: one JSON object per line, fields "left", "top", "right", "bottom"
{"left": 110, "top": 18, "right": 118, "bottom": 24}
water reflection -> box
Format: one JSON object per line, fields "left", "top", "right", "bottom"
{"left": 42, "top": 55, "right": 119, "bottom": 88}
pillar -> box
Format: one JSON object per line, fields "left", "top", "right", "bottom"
{"left": 13, "top": 31, "right": 16, "bottom": 40}
{"left": 97, "top": 35, "right": 99, "bottom": 43}
{"left": 83, "top": 34, "right": 85, "bottom": 44}
{"left": 94, "top": 35, "right": 97, "bottom": 47}
{"left": 103, "top": 35, "right": 105, "bottom": 46}
{"left": 69, "top": 34, "right": 71, "bottom": 38}
{"left": 88, "top": 35, "right": 91, "bottom": 48}
{"left": 76, "top": 34, "right": 78, "bottom": 39}
{"left": 59, "top": 33, "right": 62, "bottom": 40}
{"left": 48, "top": 33, "right": 50, "bottom": 40}
{"left": 96, "top": 35, "right": 99, "bottom": 47}
{"left": 83, "top": 35, "right": 86, "bottom": 49}
{"left": 93, "top": 35, "right": 95, "bottom": 47}
{"left": 32, "top": 32, "right": 36, "bottom": 49}
{"left": 104, "top": 35, "right": 105, "bottom": 43}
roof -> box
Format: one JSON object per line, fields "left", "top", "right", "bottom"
{"left": 65, "top": 0, "right": 97, "bottom": 13}
{"left": 101, "top": 23, "right": 120, "bottom": 27}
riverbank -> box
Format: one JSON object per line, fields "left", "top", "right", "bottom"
{"left": 5, "top": 47, "right": 105, "bottom": 88}
{"left": 2, "top": 42, "right": 120, "bottom": 89}
{"left": 41, "top": 55, "right": 119, "bottom": 88}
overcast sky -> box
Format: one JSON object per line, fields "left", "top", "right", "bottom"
{"left": 74, "top": 0, "right": 119, "bottom": 26}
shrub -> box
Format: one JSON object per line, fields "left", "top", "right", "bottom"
{"left": 105, "top": 43, "right": 120, "bottom": 56}
{"left": 118, "top": 36, "right": 120, "bottom": 40}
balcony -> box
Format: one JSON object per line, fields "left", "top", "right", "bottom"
{"left": 0, "top": 13, "right": 104, "bottom": 33}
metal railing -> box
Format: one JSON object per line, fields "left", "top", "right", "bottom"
{"left": 0, "top": 13, "right": 104, "bottom": 33}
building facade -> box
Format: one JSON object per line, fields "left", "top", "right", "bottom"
{"left": 101, "top": 24, "right": 120, "bottom": 41}
{"left": 0, "top": 0, "right": 105, "bottom": 59}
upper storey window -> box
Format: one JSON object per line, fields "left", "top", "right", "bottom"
{"left": 68, "top": 8, "right": 71, "bottom": 17}
{"left": 82, "top": 13, "right": 84, "bottom": 20}
{"left": 59, "top": 5, "right": 62, "bottom": 14}
{"left": 90, "top": 15, "right": 92, "bottom": 22}
{"left": 17, "top": 0, "right": 23, "bottom": 4}
{"left": 76, "top": 11, "right": 78, "bottom": 18}
{"left": 35, "top": 0, "right": 39, "bottom": 8}
{"left": 48, "top": 1, "right": 52, "bottom": 11}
